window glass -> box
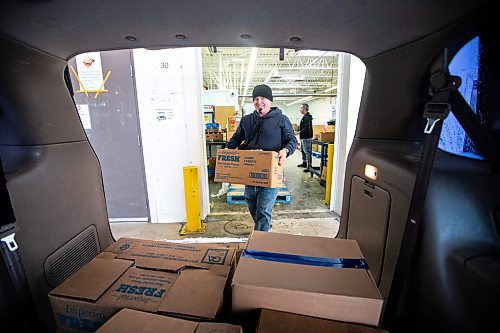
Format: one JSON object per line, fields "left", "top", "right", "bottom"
{"left": 439, "top": 36, "right": 481, "bottom": 159}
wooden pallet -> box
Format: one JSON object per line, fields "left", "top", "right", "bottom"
{"left": 226, "top": 184, "right": 291, "bottom": 204}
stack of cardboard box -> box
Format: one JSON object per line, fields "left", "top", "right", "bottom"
{"left": 206, "top": 129, "right": 225, "bottom": 142}
{"left": 312, "top": 124, "right": 335, "bottom": 143}
{"left": 49, "top": 238, "right": 237, "bottom": 333}
{"left": 232, "top": 231, "right": 384, "bottom": 327}
{"left": 49, "top": 224, "right": 387, "bottom": 333}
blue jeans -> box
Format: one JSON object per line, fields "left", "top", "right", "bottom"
{"left": 301, "top": 138, "right": 312, "bottom": 166}
{"left": 244, "top": 185, "right": 279, "bottom": 231}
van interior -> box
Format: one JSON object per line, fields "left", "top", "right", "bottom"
{"left": 1, "top": 1, "right": 498, "bottom": 332}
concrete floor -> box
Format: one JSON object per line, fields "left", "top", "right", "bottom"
{"left": 110, "top": 151, "right": 339, "bottom": 242}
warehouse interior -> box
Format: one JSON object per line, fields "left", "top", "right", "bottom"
{"left": 67, "top": 47, "right": 365, "bottom": 241}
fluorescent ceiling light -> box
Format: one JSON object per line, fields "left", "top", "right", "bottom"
{"left": 280, "top": 75, "right": 305, "bottom": 81}
{"left": 284, "top": 85, "right": 336, "bottom": 106}
{"left": 295, "top": 50, "right": 337, "bottom": 57}
{"left": 323, "top": 85, "right": 337, "bottom": 92}
{"left": 286, "top": 96, "right": 314, "bottom": 106}
{"left": 241, "top": 47, "right": 259, "bottom": 107}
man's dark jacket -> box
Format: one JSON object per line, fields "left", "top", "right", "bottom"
{"left": 226, "top": 107, "right": 297, "bottom": 155}
{"left": 299, "top": 112, "right": 313, "bottom": 139}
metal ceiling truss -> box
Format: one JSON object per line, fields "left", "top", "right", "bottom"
{"left": 202, "top": 47, "right": 338, "bottom": 105}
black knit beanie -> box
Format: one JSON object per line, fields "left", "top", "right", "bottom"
{"left": 252, "top": 84, "right": 273, "bottom": 101}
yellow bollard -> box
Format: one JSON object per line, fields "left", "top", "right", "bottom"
{"left": 324, "top": 144, "right": 334, "bottom": 205}
{"left": 180, "top": 166, "right": 206, "bottom": 235}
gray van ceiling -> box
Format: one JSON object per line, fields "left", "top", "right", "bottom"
{"left": 0, "top": 0, "right": 488, "bottom": 59}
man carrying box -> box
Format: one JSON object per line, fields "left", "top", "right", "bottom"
{"left": 225, "top": 84, "right": 297, "bottom": 232}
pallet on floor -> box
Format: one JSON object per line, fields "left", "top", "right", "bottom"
{"left": 226, "top": 183, "right": 291, "bottom": 204}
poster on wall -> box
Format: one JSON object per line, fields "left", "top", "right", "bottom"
{"left": 203, "top": 105, "right": 214, "bottom": 125}
{"left": 204, "top": 112, "right": 214, "bottom": 124}
{"left": 75, "top": 52, "right": 104, "bottom": 91}
{"left": 134, "top": 50, "right": 186, "bottom": 125}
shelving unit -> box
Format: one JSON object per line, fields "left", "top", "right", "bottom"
{"left": 308, "top": 139, "right": 330, "bottom": 185}
{"left": 206, "top": 141, "right": 226, "bottom": 158}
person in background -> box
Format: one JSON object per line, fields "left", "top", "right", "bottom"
{"left": 226, "top": 84, "right": 297, "bottom": 232}
{"left": 297, "top": 103, "right": 313, "bottom": 172}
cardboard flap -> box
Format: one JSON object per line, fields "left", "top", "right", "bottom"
{"left": 247, "top": 231, "right": 364, "bottom": 259}
{"left": 234, "top": 258, "right": 381, "bottom": 299}
{"left": 158, "top": 266, "right": 230, "bottom": 320}
{"left": 96, "top": 251, "right": 118, "bottom": 260}
{"left": 235, "top": 232, "right": 382, "bottom": 300}
{"left": 107, "top": 238, "right": 234, "bottom": 272}
{"left": 196, "top": 322, "right": 243, "bottom": 333}
{"left": 98, "top": 267, "right": 178, "bottom": 313}
{"left": 50, "top": 256, "right": 132, "bottom": 301}
{"left": 256, "top": 309, "right": 387, "bottom": 333}
{"left": 96, "top": 308, "right": 198, "bottom": 333}
{"left": 104, "top": 237, "right": 142, "bottom": 254}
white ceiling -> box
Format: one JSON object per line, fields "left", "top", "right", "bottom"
{"left": 201, "top": 47, "right": 338, "bottom": 106}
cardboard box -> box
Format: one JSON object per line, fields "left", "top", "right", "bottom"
{"left": 214, "top": 106, "right": 235, "bottom": 130}
{"left": 232, "top": 232, "right": 384, "bottom": 326}
{"left": 311, "top": 143, "right": 319, "bottom": 152}
{"left": 227, "top": 130, "right": 236, "bottom": 142}
{"left": 96, "top": 308, "right": 242, "bottom": 333}
{"left": 206, "top": 133, "right": 224, "bottom": 142}
{"left": 214, "top": 149, "right": 284, "bottom": 188}
{"left": 326, "top": 124, "right": 335, "bottom": 132}
{"left": 208, "top": 157, "right": 216, "bottom": 170}
{"left": 313, "top": 125, "right": 325, "bottom": 136}
{"left": 291, "top": 123, "right": 299, "bottom": 132}
{"left": 319, "top": 131, "right": 334, "bottom": 143}
{"left": 227, "top": 117, "right": 240, "bottom": 131}
{"left": 320, "top": 167, "right": 327, "bottom": 181}
{"left": 256, "top": 309, "right": 387, "bottom": 333}
{"left": 50, "top": 238, "right": 235, "bottom": 333}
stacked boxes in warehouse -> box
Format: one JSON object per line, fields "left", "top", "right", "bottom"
{"left": 48, "top": 232, "right": 387, "bottom": 332}
{"left": 205, "top": 122, "right": 224, "bottom": 176}
{"left": 205, "top": 122, "right": 225, "bottom": 142}
{"left": 205, "top": 107, "right": 241, "bottom": 176}
{"left": 311, "top": 124, "right": 335, "bottom": 153}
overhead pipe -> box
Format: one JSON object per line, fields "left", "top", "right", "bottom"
{"left": 239, "top": 93, "right": 336, "bottom": 98}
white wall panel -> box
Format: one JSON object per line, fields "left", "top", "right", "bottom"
{"left": 133, "top": 48, "right": 207, "bottom": 223}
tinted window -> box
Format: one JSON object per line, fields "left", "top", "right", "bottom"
{"left": 439, "top": 37, "right": 481, "bottom": 159}
{"left": 440, "top": 35, "right": 500, "bottom": 159}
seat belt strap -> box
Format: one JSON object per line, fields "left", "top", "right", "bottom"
{"left": 0, "top": 158, "right": 43, "bottom": 330}
{"left": 383, "top": 51, "right": 461, "bottom": 329}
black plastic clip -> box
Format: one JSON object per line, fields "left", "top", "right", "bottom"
{"left": 423, "top": 72, "right": 461, "bottom": 134}
{"left": 423, "top": 101, "right": 451, "bottom": 134}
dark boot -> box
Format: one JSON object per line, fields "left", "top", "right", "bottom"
{"left": 303, "top": 162, "right": 310, "bottom": 172}
{"left": 297, "top": 161, "right": 307, "bottom": 168}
